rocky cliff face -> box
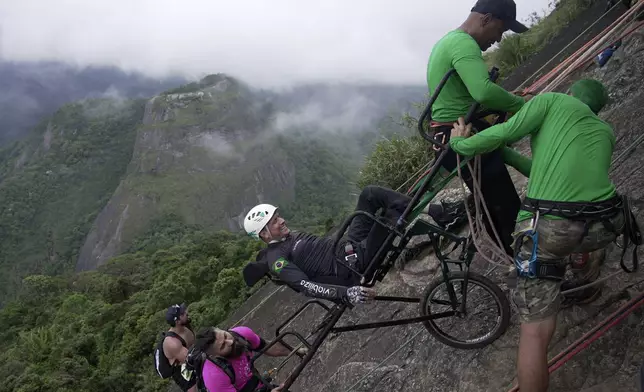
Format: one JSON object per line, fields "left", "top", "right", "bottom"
{"left": 221, "top": 29, "right": 644, "bottom": 392}
{"left": 75, "top": 76, "right": 297, "bottom": 271}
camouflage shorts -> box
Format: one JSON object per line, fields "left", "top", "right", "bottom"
{"left": 511, "top": 210, "right": 624, "bottom": 323}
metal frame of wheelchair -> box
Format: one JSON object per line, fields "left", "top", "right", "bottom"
{"left": 249, "top": 67, "right": 513, "bottom": 391}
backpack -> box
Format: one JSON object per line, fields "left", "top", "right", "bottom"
{"left": 186, "top": 331, "right": 266, "bottom": 392}
{"left": 154, "top": 331, "right": 188, "bottom": 378}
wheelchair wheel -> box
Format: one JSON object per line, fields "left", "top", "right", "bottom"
{"left": 420, "top": 271, "right": 510, "bottom": 349}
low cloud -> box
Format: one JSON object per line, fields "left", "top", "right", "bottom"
{"left": 0, "top": 0, "right": 553, "bottom": 88}
{"left": 273, "top": 96, "right": 380, "bottom": 133}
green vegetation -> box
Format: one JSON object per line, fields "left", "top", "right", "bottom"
{"left": 357, "top": 134, "right": 429, "bottom": 191}
{"left": 0, "top": 224, "right": 262, "bottom": 392}
{"left": 0, "top": 99, "right": 145, "bottom": 304}
{"left": 275, "top": 130, "right": 362, "bottom": 233}
{"left": 485, "top": 0, "right": 595, "bottom": 75}
{"left": 356, "top": 102, "right": 432, "bottom": 191}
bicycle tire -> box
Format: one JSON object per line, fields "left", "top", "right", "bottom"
{"left": 419, "top": 271, "right": 511, "bottom": 349}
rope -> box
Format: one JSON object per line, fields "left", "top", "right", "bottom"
{"left": 530, "top": 0, "right": 644, "bottom": 93}
{"left": 561, "top": 270, "right": 624, "bottom": 295}
{"left": 611, "top": 132, "right": 644, "bottom": 172}
{"left": 457, "top": 155, "right": 514, "bottom": 270}
{"left": 515, "top": 1, "right": 623, "bottom": 93}
{"left": 405, "top": 164, "right": 433, "bottom": 195}
{"left": 396, "top": 161, "right": 432, "bottom": 193}
{"left": 570, "top": 20, "right": 644, "bottom": 75}
{"left": 526, "top": 13, "right": 622, "bottom": 93}
{"left": 616, "top": 165, "right": 643, "bottom": 189}
{"left": 342, "top": 329, "right": 424, "bottom": 392}
{"left": 539, "top": 0, "right": 644, "bottom": 93}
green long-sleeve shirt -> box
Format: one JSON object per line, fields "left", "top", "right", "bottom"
{"left": 450, "top": 92, "right": 617, "bottom": 222}
{"left": 427, "top": 29, "right": 525, "bottom": 122}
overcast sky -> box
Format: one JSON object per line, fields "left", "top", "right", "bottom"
{"left": 0, "top": 0, "right": 553, "bottom": 88}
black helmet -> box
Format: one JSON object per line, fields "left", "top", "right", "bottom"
{"left": 165, "top": 303, "right": 188, "bottom": 326}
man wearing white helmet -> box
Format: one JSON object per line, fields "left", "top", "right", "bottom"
{"left": 242, "top": 185, "right": 464, "bottom": 306}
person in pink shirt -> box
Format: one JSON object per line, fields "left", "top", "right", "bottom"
{"left": 194, "top": 326, "right": 306, "bottom": 392}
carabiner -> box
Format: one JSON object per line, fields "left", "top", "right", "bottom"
{"left": 513, "top": 224, "right": 539, "bottom": 278}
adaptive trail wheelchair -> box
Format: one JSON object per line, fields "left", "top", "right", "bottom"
{"left": 250, "top": 68, "right": 514, "bottom": 391}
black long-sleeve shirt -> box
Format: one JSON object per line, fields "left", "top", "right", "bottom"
{"left": 247, "top": 232, "right": 354, "bottom": 304}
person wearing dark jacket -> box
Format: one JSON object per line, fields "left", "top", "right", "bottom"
{"left": 242, "top": 185, "right": 464, "bottom": 306}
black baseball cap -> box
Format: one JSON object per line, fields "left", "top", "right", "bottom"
{"left": 471, "top": 0, "right": 529, "bottom": 33}
{"left": 165, "top": 303, "right": 188, "bottom": 325}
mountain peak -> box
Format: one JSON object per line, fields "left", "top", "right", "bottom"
{"left": 161, "top": 73, "right": 246, "bottom": 96}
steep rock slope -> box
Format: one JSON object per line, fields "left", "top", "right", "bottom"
{"left": 222, "top": 29, "right": 644, "bottom": 392}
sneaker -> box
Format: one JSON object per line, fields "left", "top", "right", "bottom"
{"left": 434, "top": 200, "right": 469, "bottom": 232}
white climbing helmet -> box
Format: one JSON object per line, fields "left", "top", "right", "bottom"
{"left": 244, "top": 204, "right": 278, "bottom": 240}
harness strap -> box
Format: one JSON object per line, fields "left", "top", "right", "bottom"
{"left": 620, "top": 195, "right": 641, "bottom": 273}
{"left": 536, "top": 262, "right": 567, "bottom": 281}
{"left": 522, "top": 194, "right": 640, "bottom": 274}
{"left": 344, "top": 243, "right": 358, "bottom": 267}
{"left": 164, "top": 331, "right": 187, "bottom": 348}
{"left": 521, "top": 195, "right": 623, "bottom": 221}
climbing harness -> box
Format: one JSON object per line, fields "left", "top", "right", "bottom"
{"left": 509, "top": 194, "right": 641, "bottom": 288}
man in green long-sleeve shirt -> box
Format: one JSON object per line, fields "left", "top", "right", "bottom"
{"left": 450, "top": 79, "right": 626, "bottom": 392}
{"left": 426, "top": 0, "right": 531, "bottom": 256}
